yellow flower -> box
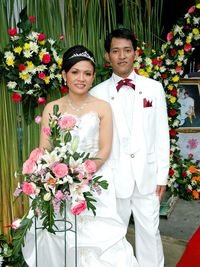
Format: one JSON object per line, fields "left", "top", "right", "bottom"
{"left": 154, "top": 65, "right": 159, "bottom": 71}
{"left": 6, "top": 58, "right": 14, "bottom": 66}
{"left": 186, "top": 37, "right": 192, "bottom": 43}
{"left": 177, "top": 61, "right": 182, "bottom": 66}
{"left": 38, "top": 40, "right": 46, "bottom": 45}
{"left": 138, "top": 69, "right": 149, "bottom": 77}
{"left": 168, "top": 85, "right": 173, "bottom": 91}
{"left": 26, "top": 61, "right": 34, "bottom": 68}
{"left": 172, "top": 75, "right": 179, "bottom": 82}
{"left": 178, "top": 49, "right": 184, "bottom": 55}
{"left": 169, "top": 97, "right": 176, "bottom": 104}
{"left": 39, "top": 51, "right": 45, "bottom": 60}
{"left": 192, "top": 28, "right": 199, "bottom": 35}
{"left": 57, "top": 58, "right": 62, "bottom": 67}
{"left": 14, "top": 46, "right": 22, "bottom": 54}
{"left": 146, "top": 66, "right": 152, "bottom": 73}
{"left": 19, "top": 73, "right": 29, "bottom": 80}
{"left": 23, "top": 43, "right": 30, "bottom": 50}
{"left": 160, "top": 54, "right": 165, "bottom": 59}
{"left": 44, "top": 76, "right": 50, "bottom": 84}
{"left": 187, "top": 18, "right": 191, "bottom": 24}
{"left": 196, "top": 3, "right": 200, "bottom": 8}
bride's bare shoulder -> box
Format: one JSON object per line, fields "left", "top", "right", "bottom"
{"left": 43, "top": 96, "right": 66, "bottom": 115}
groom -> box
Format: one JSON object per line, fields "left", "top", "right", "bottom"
{"left": 90, "top": 28, "right": 170, "bottom": 267}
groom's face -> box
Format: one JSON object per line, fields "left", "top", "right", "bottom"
{"left": 105, "top": 37, "right": 135, "bottom": 78}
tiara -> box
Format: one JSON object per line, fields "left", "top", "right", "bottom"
{"left": 69, "top": 51, "right": 95, "bottom": 63}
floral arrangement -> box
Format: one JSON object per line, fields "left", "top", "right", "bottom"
{"left": 100, "top": 1, "right": 200, "bottom": 201}
{"left": 11, "top": 104, "right": 108, "bottom": 256}
{"left": 0, "top": 7, "right": 63, "bottom": 123}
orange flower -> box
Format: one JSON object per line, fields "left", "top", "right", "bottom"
{"left": 188, "top": 165, "right": 197, "bottom": 173}
{"left": 192, "top": 190, "right": 199, "bottom": 200}
{"left": 192, "top": 176, "right": 200, "bottom": 182}
{"left": 47, "top": 177, "right": 57, "bottom": 188}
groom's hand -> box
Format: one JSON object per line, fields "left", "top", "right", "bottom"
{"left": 156, "top": 185, "right": 166, "bottom": 202}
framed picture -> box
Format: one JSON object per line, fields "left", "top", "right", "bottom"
{"left": 177, "top": 79, "right": 200, "bottom": 132}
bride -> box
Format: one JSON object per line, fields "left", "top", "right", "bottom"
{"left": 22, "top": 45, "right": 139, "bottom": 267}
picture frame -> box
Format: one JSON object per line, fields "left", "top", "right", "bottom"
{"left": 177, "top": 79, "right": 200, "bottom": 132}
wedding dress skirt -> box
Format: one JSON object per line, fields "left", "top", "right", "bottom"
{"left": 22, "top": 112, "right": 138, "bottom": 267}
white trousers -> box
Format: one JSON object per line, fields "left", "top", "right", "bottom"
{"left": 117, "top": 186, "right": 164, "bottom": 267}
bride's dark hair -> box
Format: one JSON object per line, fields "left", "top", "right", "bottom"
{"left": 62, "top": 45, "right": 96, "bottom": 73}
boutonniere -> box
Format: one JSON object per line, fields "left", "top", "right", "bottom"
{"left": 143, "top": 98, "right": 152, "bottom": 108}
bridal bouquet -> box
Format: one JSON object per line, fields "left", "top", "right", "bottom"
{"left": 12, "top": 104, "right": 108, "bottom": 254}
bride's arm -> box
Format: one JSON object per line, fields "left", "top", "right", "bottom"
{"left": 95, "top": 101, "right": 113, "bottom": 171}
{"left": 39, "top": 103, "right": 54, "bottom": 150}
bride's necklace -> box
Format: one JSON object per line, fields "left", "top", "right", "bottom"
{"left": 67, "top": 96, "right": 88, "bottom": 113}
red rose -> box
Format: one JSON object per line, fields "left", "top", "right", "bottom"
{"left": 171, "top": 88, "right": 177, "bottom": 97}
{"left": 38, "top": 33, "right": 46, "bottom": 41}
{"left": 28, "top": 16, "right": 35, "bottom": 23}
{"left": 184, "top": 25, "right": 190, "bottom": 30}
{"left": 104, "top": 63, "right": 110, "bottom": 68}
{"left": 184, "top": 43, "right": 192, "bottom": 52}
{"left": 167, "top": 32, "right": 173, "bottom": 42}
{"left": 134, "top": 68, "right": 139, "bottom": 74}
{"left": 152, "top": 58, "right": 159, "bottom": 65}
{"left": 11, "top": 92, "right": 22, "bottom": 102}
{"left": 42, "top": 54, "right": 51, "bottom": 64}
{"left": 137, "top": 48, "right": 143, "bottom": 56}
{"left": 161, "top": 73, "right": 168, "bottom": 79}
{"left": 169, "top": 109, "right": 176, "bottom": 116}
{"left": 37, "top": 97, "right": 46, "bottom": 105}
{"left": 18, "top": 64, "right": 26, "bottom": 71}
{"left": 140, "top": 63, "right": 145, "bottom": 68}
{"left": 8, "top": 28, "right": 17, "bottom": 36}
{"left": 170, "top": 129, "right": 177, "bottom": 137}
{"left": 169, "top": 169, "right": 175, "bottom": 176}
{"left": 170, "top": 49, "right": 177, "bottom": 56}
{"left": 182, "top": 171, "right": 187, "bottom": 177}
{"left": 59, "top": 35, "right": 64, "bottom": 40}
{"left": 175, "top": 66, "right": 182, "bottom": 73}
{"left": 60, "top": 86, "right": 68, "bottom": 94}
{"left": 188, "top": 153, "right": 193, "bottom": 159}
{"left": 38, "top": 72, "right": 46, "bottom": 79}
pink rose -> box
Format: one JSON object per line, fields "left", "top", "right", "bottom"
{"left": 28, "top": 16, "right": 35, "bottom": 23}
{"left": 84, "top": 160, "right": 96, "bottom": 174}
{"left": 58, "top": 115, "right": 76, "bottom": 130}
{"left": 188, "top": 6, "right": 195, "bottom": 14}
{"left": 59, "top": 35, "right": 64, "bottom": 40}
{"left": 38, "top": 72, "right": 46, "bottom": 80}
{"left": 38, "top": 33, "right": 46, "bottom": 41}
{"left": 22, "top": 159, "right": 36, "bottom": 174}
{"left": 167, "top": 32, "right": 173, "bottom": 42}
{"left": 37, "top": 97, "right": 46, "bottom": 105}
{"left": 175, "top": 66, "right": 182, "bottom": 73}
{"left": 42, "top": 54, "right": 51, "bottom": 64}
{"left": 11, "top": 219, "right": 21, "bottom": 229}
{"left": 22, "top": 182, "right": 36, "bottom": 195}
{"left": 8, "top": 28, "right": 17, "bottom": 36}
{"left": 42, "top": 127, "right": 51, "bottom": 136}
{"left": 52, "top": 163, "right": 68, "bottom": 178}
{"left": 29, "top": 148, "right": 44, "bottom": 162}
{"left": 71, "top": 200, "right": 87, "bottom": 215}
{"left": 184, "top": 43, "right": 192, "bottom": 52}
{"left": 55, "top": 190, "right": 64, "bottom": 201}
{"left": 35, "top": 115, "right": 42, "bottom": 124}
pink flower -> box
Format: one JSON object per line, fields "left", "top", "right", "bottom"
{"left": 11, "top": 92, "right": 22, "bottom": 102}
{"left": 59, "top": 35, "right": 64, "bottom": 40}
{"left": 84, "top": 160, "right": 96, "bottom": 174}
{"left": 37, "top": 97, "right": 46, "bottom": 105}
{"left": 55, "top": 190, "right": 64, "bottom": 201}
{"left": 52, "top": 163, "right": 68, "bottom": 178}
{"left": 29, "top": 148, "right": 44, "bottom": 162}
{"left": 8, "top": 28, "right": 17, "bottom": 36}
{"left": 22, "top": 159, "right": 36, "bottom": 174}
{"left": 175, "top": 66, "right": 182, "bottom": 73}
{"left": 38, "top": 33, "right": 46, "bottom": 41}
{"left": 188, "top": 6, "right": 195, "bottom": 14}
{"left": 38, "top": 72, "right": 46, "bottom": 80}
{"left": 58, "top": 115, "right": 76, "bottom": 130}
{"left": 167, "top": 32, "right": 173, "bottom": 42}
{"left": 42, "top": 127, "right": 51, "bottom": 136}
{"left": 22, "top": 182, "right": 36, "bottom": 195}
{"left": 11, "top": 219, "right": 21, "bottom": 229}
{"left": 42, "top": 54, "right": 51, "bottom": 64}
{"left": 184, "top": 43, "right": 192, "bottom": 52}
{"left": 13, "top": 187, "right": 22, "bottom": 197}
{"left": 35, "top": 115, "right": 42, "bottom": 124}
{"left": 28, "top": 16, "right": 35, "bottom": 23}
{"left": 71, "top": 200, "right": 87, "bottom": 215}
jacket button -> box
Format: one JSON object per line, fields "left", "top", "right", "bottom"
{"left": 131, "top": 154, "right": 135, "bottom": 158}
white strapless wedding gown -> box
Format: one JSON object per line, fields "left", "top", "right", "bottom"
{"left": 22, "top": 112, "right": 139, "bottom": 267}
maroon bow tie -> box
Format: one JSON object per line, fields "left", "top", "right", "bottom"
{"left": 116, "top": 79, "right": 135, "bottom": 91}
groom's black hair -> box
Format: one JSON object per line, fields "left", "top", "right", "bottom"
{"left": 104, "top": 28, "right": 137, "bottom": 52}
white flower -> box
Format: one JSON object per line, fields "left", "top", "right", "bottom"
{"left": 159, "top": 66, "right": 166, "bottom": 73}
{"left": 165, "top": 59, "right": 173, "bottom": 65}
{"left": 23, "top": 50, "right": 33, "bottom": 58}
{"left": 49, "top": 63, "right": 56, "bottom": 72}
{"left": 7, "top": 81, "right": 17, "bottom": 89}
{"left": 4, "top": 51, "right": 15, "bottom": 60}
{"left": 41, "top": 150, "right": 60, "bottom": 167}
{"left": 174, "top": 25, "right": 183, "bottom": 34}
{"left": 145, "top": 57, "right": 152, "bottom": 66}
{"left": 44, "top": 192, "right": 52, "bottom": 201}
{"left": 48, "top": 38, "right": 55, "bottom": 45}
{"left": 27, "top": 90, "right": 34, "bottom": 95}
{"left": 29, "top": 41, "right": 39, "bottom": 53}
{"left": 36, "top": 65, "right": 47, "bottom": 72}
{"left": 174, "top": 38, "right": 183, "bottom": 46}
{"left": 27, "top": 31, "right": 39, "bottom": 40}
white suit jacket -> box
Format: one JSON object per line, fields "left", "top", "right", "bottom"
{"left": 90, "top": 72, "right": 170, "bottom": 198}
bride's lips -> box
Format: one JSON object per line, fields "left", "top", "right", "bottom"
{"left": 75, "top": 84, "right": 85, "bottom": 89}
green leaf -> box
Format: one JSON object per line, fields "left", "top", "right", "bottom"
{"left": 53, "top": 104, "right": 59, "bottom": 115}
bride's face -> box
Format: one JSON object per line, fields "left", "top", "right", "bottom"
{"left": 63, "top": 60, "right": 95, "bottom": 95}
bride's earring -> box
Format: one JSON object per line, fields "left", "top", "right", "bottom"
{"left": 64, "top": 80, "right": 67, "bottom": 86}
